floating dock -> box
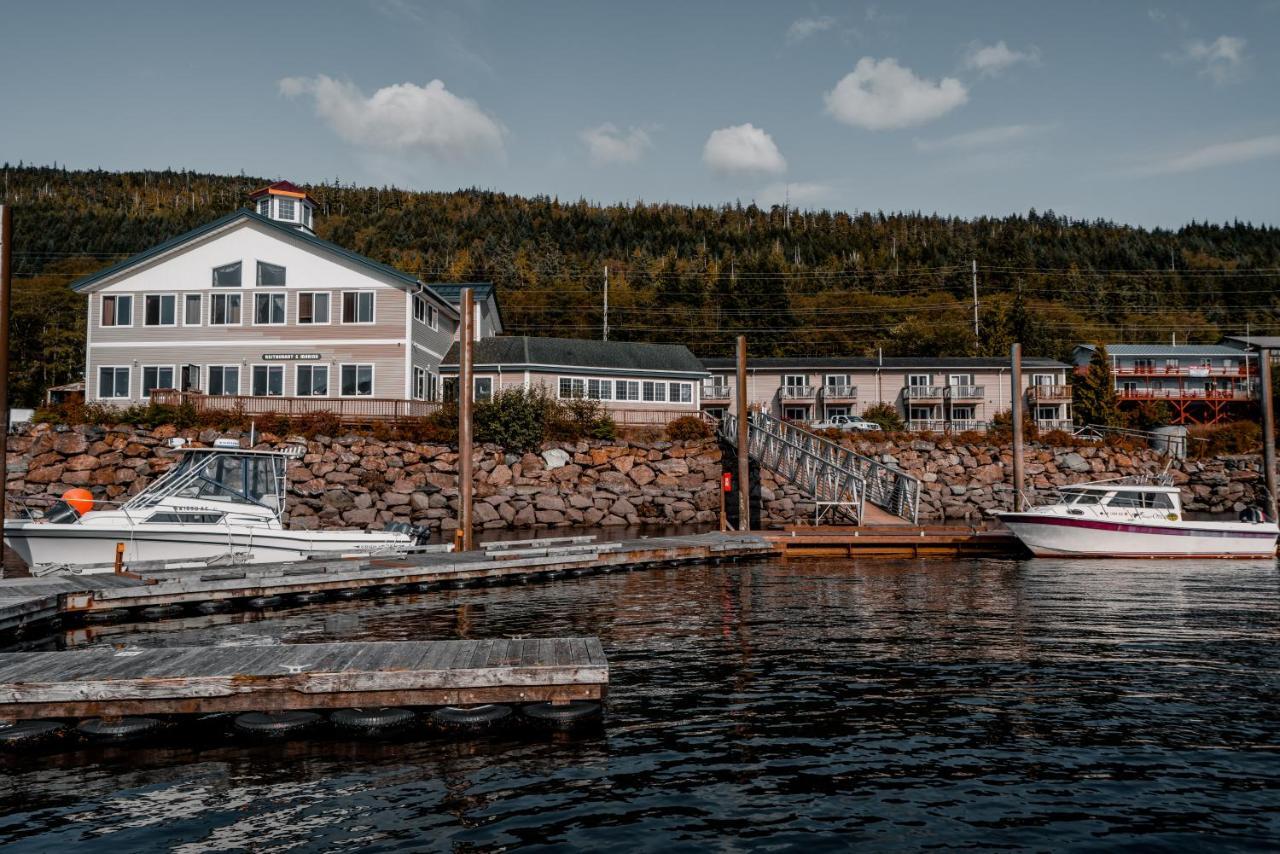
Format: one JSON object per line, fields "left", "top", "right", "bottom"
{"left": 766, "top": 525, "right": 1025, "bottom": 558}
{"left": 0, "top": 638, "right": 607, "bottom": 720}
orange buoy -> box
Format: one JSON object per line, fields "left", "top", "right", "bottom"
{"left": 61, "top": 488, "right": 95, "bottom": 516}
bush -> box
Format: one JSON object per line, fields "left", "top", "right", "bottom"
{"left": 1124, "top": 399, "right": 1173, "bottom": 430}
{"left": 1040, "top": 428, "right": 1075, "bottom": 446}
{"left": 861, "top": 402, "right": 905, "bottom": 432}
{"left": 475, "top": 387, "right": 550, "bottom": 451}
{"left": 666, "top": 416, "right": 712, "bottom": 441}
{"left": 1189, "top": 421, "right": 1262, "bottom": 458}
{"left": 989, "top": 408, "right": 1040, "bottom": 442}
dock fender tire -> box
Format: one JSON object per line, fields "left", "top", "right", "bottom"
{"left": 233, "top": 711, "right": 322, "bottom": 737}
{"left": 333, "top": 589, "right": 362, "bottom": 600}
{"left": 522, "top": 701, "right": 602, "bottom": 728}
{"left": 140, "top": 604, "right": 184, "bottom": 621}
{"left": 247, "top": 596, "right": 283, "bottom": 610}
{"left": 194, "top": 601, "right": 229, "bottom": 615}
{"left": 292, "top": 592, "right": 326, "bottom": 605}
{"left": 77, "top": 716, "right": 162, "bottom": 740}
{"left": 330, "top": 707, "right": 415, "bottom": 732}
{"left": 0, "top": 720, "right": 66, "bottom": 745}
{"left": 83, "top": 609, "right": 130, "bottom": 624}
{"left": 429, "top": 704, "right": 512, "bottom": 729}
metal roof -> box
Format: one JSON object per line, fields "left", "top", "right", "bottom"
{"left": 1221, "top": 335, "right": 1280, "bottom": 351}
{"left": 699, "top": 355, "right": 1070, "bottom": 370}
{"left": 1074, "top": 343, "right": 1248, "bottom": 357}
{"left": 429, "top": 283, "right": 504, "bottom": 331}
{"left": 442, "top": 336, "right": 707, "bottom": 375}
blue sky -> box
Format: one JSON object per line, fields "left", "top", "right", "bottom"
{"left": 3, "top": 1, "right": 1278, "bottom": 227}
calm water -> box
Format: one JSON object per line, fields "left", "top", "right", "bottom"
{"left": 1, "top": 556, "right": 1278, "bottom": 852}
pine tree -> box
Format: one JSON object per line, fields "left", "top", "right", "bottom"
{"left": 1074, "top": 344, "right": 1122, "bottom": 427}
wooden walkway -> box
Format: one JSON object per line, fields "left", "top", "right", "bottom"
{"left": 767, "top": 526, "right": 1025, "bottom": 558}
{"left": 0, "top": 638, "right": 608, "bottom": 719}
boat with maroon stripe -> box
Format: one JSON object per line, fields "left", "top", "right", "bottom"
{"left": 996, "top": 476, "right": 1278, "bottom": 558}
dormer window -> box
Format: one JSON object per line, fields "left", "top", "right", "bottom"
{"left": 248, "top": 181, "right": 317, "bottom": 234}
{"left": 278, "top": 198, "right": 296, "bottom": 221}
{"left": 302, "top": 206, "right": 312, "bottom": 229}
{"left": 256, "top": 261, "right": 286, "bottom": 286}
{"left": 257, "top": 198, "right": 270, "bottom": 217}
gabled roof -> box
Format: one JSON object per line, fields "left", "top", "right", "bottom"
{"left": 442, "top": 336, "right": 708, "bottom": 376}
{"left": 699, "top": 355, "right": 1070, "bottom": 370}
{"left": 1221, "top": 335, "right": 1280, "bottom": 351}
{"left": 429, "top": 283, "right": 504, "bottom": 330}
{"left": 70, "top": 210, "right": 455, "bottom": 317}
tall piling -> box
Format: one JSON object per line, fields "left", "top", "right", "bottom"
{"left": 0, "top": 206, "right": 10, "bottom": 552}
{"left": 458, "top": 288, "right": 475, "bottom": 551}
{"left": 1010, "top": 342, "right": 1026, "bottom": 512}
{"left": 736, "top": 335, "right": 750, "bottom": 531}
{"left": 1260, "top": 349, "right": 1277, "bottom": 521}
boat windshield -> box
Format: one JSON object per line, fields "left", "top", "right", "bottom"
{"left": 125, "top": 451, "right": 285, "bottom": 513}
{"left": 1062, "top": 490, "right": 1102, "bottom": 505}
{"left": 1104, "top": 490, "right": 1175, "bottom": 510}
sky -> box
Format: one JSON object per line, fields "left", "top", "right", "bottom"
{"left": 2, "top": 0, "right": 1279, "bottom": 228}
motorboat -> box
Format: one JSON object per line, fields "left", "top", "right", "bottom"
{"left": 4, "top": 441, "right": 428, "bottom": 574}
{"left": 995, "top": 476, "right": 1278, "bottom": 558}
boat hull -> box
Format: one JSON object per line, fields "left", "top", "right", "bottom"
{"left": 3, "top": 521, "right": 414, "bottom": 573}
{"left": 996, "top": 513, "right": 1279, "bottom": 558}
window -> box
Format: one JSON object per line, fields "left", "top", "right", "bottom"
{"left": 428, "top": 303, "right": 438, "bottom": 329}
{"left": 212, "top": 262, "right": 242, "bottom": 287}
{"left": 298, "top": 292, "right": 330, "bottom": 324}
{"left": 559, "top": 377, "right": 586, "bottom": 399}
{"left": 184, "top": 294, "right": 202, "bottom": 325}
{"left": 98, "top": 366, "right": 129, "bottom": 399}
{"left": 475, "top": 377, "right": 492, "bottom": 401}
{"left": 141, "top": 366, "right": 175, "bottom": 398}
{"left": 414, "top": 295, "right": 428, "bottom": 324}
{"left": 340, "top": 364, "right": 374, "bottom": 396}
{"left": 207, "top": 366, "right": 239, "bottom": 396}
{"left": 342, "top": 291, "right": 375, "bottom": 323}
{"left": 1165, "top": 358, "right": 1179, "bottom": 369}
{"left": 1036, "top": 406, "right": 1058, "bottom": 421}
{"left": 181, "top": 365, "right": 200, "bottom": 391}
{"left": 278, "top": 198, "right": 296, "bottom": 220}
{"left": 616, "top": 380, "right": 639, "bottom": 401}
{"left": 302, "top": 205, "right": 312, "bottom": 229}
{"left": 257, "top": 198, "right": 270, "bottom": 216}
{"left": 825, "top": 373, "right": 851, "bottom": 388}
{"left": 951, "top": 405, "right": 976, "bottom": 421}
{"left": 144, "top": 294, "right": 176, "bottom": 326}
{"left": 210, "top": 293, "right": 242, "bottom": 325}
{"left": 783, "top": 374, "right": 808, "bottom": 389}
{"left": 101, "top": 294, "right": 133, "bottom": 327}
{"left": 413, "top": 367, "right": 428, "bottom": 400}
{"left": 588, "top": 379, "right": 612, "bottom": 400}
{"left": 256, "top": 261, "right": 286, "bottom": 286}
{"left": 784, "top": 406, "right": 808, "bottom": 420}
{"left": 252, "top": 365, "right": 284, "bottom": 396}
{"left": 642, "top": 381, "right": 667, "bottom": 402}
{"left": 907, "top": 374, "right": 931, "bottom": 387}
{"left": 669, "top": 382, "right": 692, "bottom": 403}
{"left": 254, "top": 292, "right": 286, "bottom": 324}
{"left": 296, "top": 364, "right": 328, "bottom": 397}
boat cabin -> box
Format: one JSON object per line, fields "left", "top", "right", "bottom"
{"left": 122, "top": 447, "right": 301, "bottom": 523}
{"left": 1056, "top": 484, "right": 1182, "bottom": 519}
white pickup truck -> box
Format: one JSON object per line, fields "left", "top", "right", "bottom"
{"left": 810, "top": 414, "right": 883, "bottom": 432}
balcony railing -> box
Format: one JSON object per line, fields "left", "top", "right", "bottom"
{"left": 1036, "top": 419, "right": 1075, "bottom": 431}
{"left": 701, "top": 384, "right": 732, "bottom": 401}
{"left": 150, "top": 391, "right": 440, "bottom": 424}
{"left": 821, "top": 384, "right": 857, "bottom": 400}
{"left": 1114, "top": 365, "right": 1251, "bottom": 378}
{"left": 947, "top": 419, "right": 987, "bottom": 432}
{"left": 780, "top": 385, "right": 817, "bottom": 399}
{"left": 1117, "top": 388, "right": 1252, "bottom": 401}
{"left": 947, "top": 385, "right": 985, "bottom": 400}
{"left": 905, "top": 385, "right": 946, "bottom": 400}
{"left": 1027, "top": 384, "right": 1072, "bottom": 401}
{"left": 908, "top": 419, "right": 948, "bottom": 432}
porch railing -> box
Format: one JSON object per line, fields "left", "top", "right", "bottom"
{"left": 149, "top": 391, "right": 440, "bottom": 424}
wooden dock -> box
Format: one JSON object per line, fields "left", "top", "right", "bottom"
{"left": 0, "top": 638, "right": 607, "bottom": 720}
{"left": 767, "top": 525, "right": 1025, "bottom": 558}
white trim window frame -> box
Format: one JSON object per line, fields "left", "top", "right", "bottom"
{"left": 559, "top": 377, "right": 586, "bottom": 399}
{"left": 143, "top": 293, "right": 177, "bottom": 327}
{"left": 211, "top": 261, "right": 242, "bottom": 287}
{"left": 642, "top": 380, "right": 667, "bottom": 403}
{"left": 413, "top": 366, "right": 428, "bottom": 400}
{"left": 413, "top": 294, "right": 429, "bottom": 325}
{"left": 97, "top": 365, "right": 130, "bottom": 400}
{"left": 207, "top": 365, "right": 240, "bottom": 396}
{"left": 296, "top": 364, "right": 329, "bottom": 397}
{"left": 297, "top": 291, "right": 331, "bottom": 325}
{"left": 183, "top": 293, "right": 203, "bottom": 326}
{"left": 587, "top": 378, "right": 612, "bottom": 401}
{"left": 100, "top": 294, "right": 133, "bottom": 328}
{"left": 140, "top": 364, "right": 176, "bottom": 399}
{"left": 429, "top": 303, "right": 439, "bottom": 330}
{"left": 341, "top": 290, "right": 376, "bottom": 324}
{"left": 256, "top": 261, "right": 286, "bottom": 287}
{"left": 474, "top": 377, "right": 493, "bottom": 401}
{"left": 209, "top": 292, "right": 243, "bottom": 326}
{"left": 339, "top": 363, "right": 375, "bottom": 397}
{"left": 250, "top": 363, "right": 285, "bottom": 397}
{"left": 253, "top": 291, "right": 287, "bottom": 326}
{"left": 615, "top": 380, "right": 640, "bottom": 402}
{"left": 668, "top": 382, "right": 692, "bottom": 404}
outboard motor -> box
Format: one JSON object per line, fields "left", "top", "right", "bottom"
{"left": 1238, "top": 506, "right": 1266, "bottom": 524}
{"left": 42, "top": 488, "right": 95, "bottom": 524}
{"left": 384, "top": 522, "right": 433, "bottom": 545}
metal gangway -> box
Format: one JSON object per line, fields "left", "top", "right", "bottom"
{"left": 719, "top": 411, "right": 921, "bottom": 524}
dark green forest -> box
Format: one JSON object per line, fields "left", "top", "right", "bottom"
{"left": 4, "top": 164, "right": 1279, "bottom": 406}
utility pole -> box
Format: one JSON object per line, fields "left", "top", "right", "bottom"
{"left": 971, "top": 258, "right": 979, "bottom": 341}
{"left": 0, "top": 206, "right": 10, "bottom": 556}
{"left": 1011, "top": 343, "right": 1026, "bottom": 512}
{"left": 602, "top": 265, "right": 609, "bottom": 342}
{"left": 736, "top": 335, "right": 750, "bottom": 532}
{"left": 457, "top": 288, "right": 475, "bottom": 552}
{"left": 1260, "top": 349, "right": 1277, "bottom": 522}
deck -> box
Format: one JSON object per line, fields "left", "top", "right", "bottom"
{"left": 0, "top": 638, "right": 608, "bottom": 719}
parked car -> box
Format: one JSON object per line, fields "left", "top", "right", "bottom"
{"left": 810, "top": 414, "right": 883, "bottom": 432}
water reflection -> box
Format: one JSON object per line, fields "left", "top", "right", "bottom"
{"left": 1, "top": 556, "right": 1277, "bottom": 850}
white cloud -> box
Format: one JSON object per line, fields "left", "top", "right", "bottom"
{"left": 962, "top": 40, "right": 1040, "bottom": 76}
{"left": 786, "top": 16, "right": 836, "bottom": 44}
{"left": 1176, "top": 35, "right": 1247, "bottom": 83}
{"left": 1135, "top": 134, "right": 1280, "bottom": 175}
{"left": 278, "top": 75, "right": 505, "bottom": 160}
{"left": 756, "top": 182, "right": 834, "bottom": 208}
{"left": 824, "top": 57, "right": 967, "bottom": 130}
{"left": 914, "top": 123, "right": 1052, "bottom": 152}
{"left": 579, "top": 124, "right": 652, "bottom": 166}
{"left": 702, "top": 124, "right": 787, "bottom": 176}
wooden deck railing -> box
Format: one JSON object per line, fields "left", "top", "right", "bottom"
{"left": 150, "top": 391, "right": 440, "bottom": 424}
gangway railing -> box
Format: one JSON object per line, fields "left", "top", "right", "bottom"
{"left": 720, "top": 410, "right": 921, "bottom": 524}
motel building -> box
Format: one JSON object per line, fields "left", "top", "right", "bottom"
{"left": 74, "top": 182, "right": 464, "bottom": 414}
{"left": 698, "top": 356, "right": 1075, "bottom": 432}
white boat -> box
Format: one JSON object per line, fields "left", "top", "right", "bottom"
{"left": 4, "top": 442, "right": 426, "bottom": 574}
{"left": 996, "top": 477, "right": 1278, "bottom": 558}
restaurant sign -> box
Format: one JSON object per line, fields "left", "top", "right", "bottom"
{"left": 262, "top": 353, "right": 322, "bottom": 361}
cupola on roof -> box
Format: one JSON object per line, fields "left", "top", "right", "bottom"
{"left": 248, "top": 180, "right": 317, "bottom": 234}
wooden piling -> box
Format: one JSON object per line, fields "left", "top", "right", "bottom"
{"left": 1260, "top": 349, "right": 1278, "bottom": 521}
{"left": 458, "top": 288, "right": 475, "bottom": 552}
{"left": 1011, "top": 342, "right": 1026, "bottom": 512}
{"left": 0, "top": 205, "right": 10, "bottom": 552}
{"left": 736, "top": 335, "right": 750, "bottom": 531}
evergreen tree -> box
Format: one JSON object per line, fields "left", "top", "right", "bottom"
{"left": 1073, "top": 344, "right": 1123, "bottom": 427}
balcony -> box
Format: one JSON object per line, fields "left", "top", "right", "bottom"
{"left": 1117, "top": 388, "right": 1252, "bottom": 401}
{"left": 1114, "top": 365, "right": 1251, "bottom": 378}
{"left": 1027, "top": 384, "right": 1072, "bottom": 401}
{"left": 908, "top": 419, "right": 948, "bottom": 432}
{"left": 946, "top": 385, "right": 985, "bottom": 401}
{"left": 821, "top": 383, "right": 857, "bottom": 402}
{"left": 905, "top": 385, "right": 946, "bottom": 401}
{"left": 947, "top": 419, "right": 987, "bottom": 432}
{"left": 701, "top": 383, "right": 732, "bottom": 402}
{"left": 1036, "top": 419, "right": 1075, "bottom": 432}
{"left": 779, "top": 385, "right": 817, "bottom": 400}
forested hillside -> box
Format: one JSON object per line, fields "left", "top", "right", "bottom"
{"left": 4, "top": 164, "right": 1278, "bottom": 406}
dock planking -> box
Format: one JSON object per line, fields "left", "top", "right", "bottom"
{"left": 0, "top": 638, "right": 608, "bottom": 720}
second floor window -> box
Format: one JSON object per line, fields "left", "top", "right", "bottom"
{"left": 212, "top": 262, "right": 241, "bottom": 287}
{"left": 298, "top": 292, "right": 330, "bottom": 324}
{"left": 210, "top": 293, "right": 241, "bottom": 325}
{"left": 254, "top": 292, "right": 286, "bottom": 325}
{"left": 414, "top": 295, "right": 428, "bottom": 324}
{"left": 278, "top": 198, "right": 296, "bottom": 220}
{"left": 101, "top": 294, "right": 132, "bottom": 327}
{"left": 256, "top": 261, "right": 286, "bottom": 286}
{"left": 144, "top": 294, "right": 176, "bottom": 326}
{"left": 342, "top": 291, "right": 375, "bottom": 323}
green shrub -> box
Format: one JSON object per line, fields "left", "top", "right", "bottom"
{"left": 666, "top": 415, "right": 712, "bottom": 441}
{"left": 475, "top": 387, "right": 552, "bottom": 451}
{"left": 861, "top": 402, "right": 905, "bottom": 432}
